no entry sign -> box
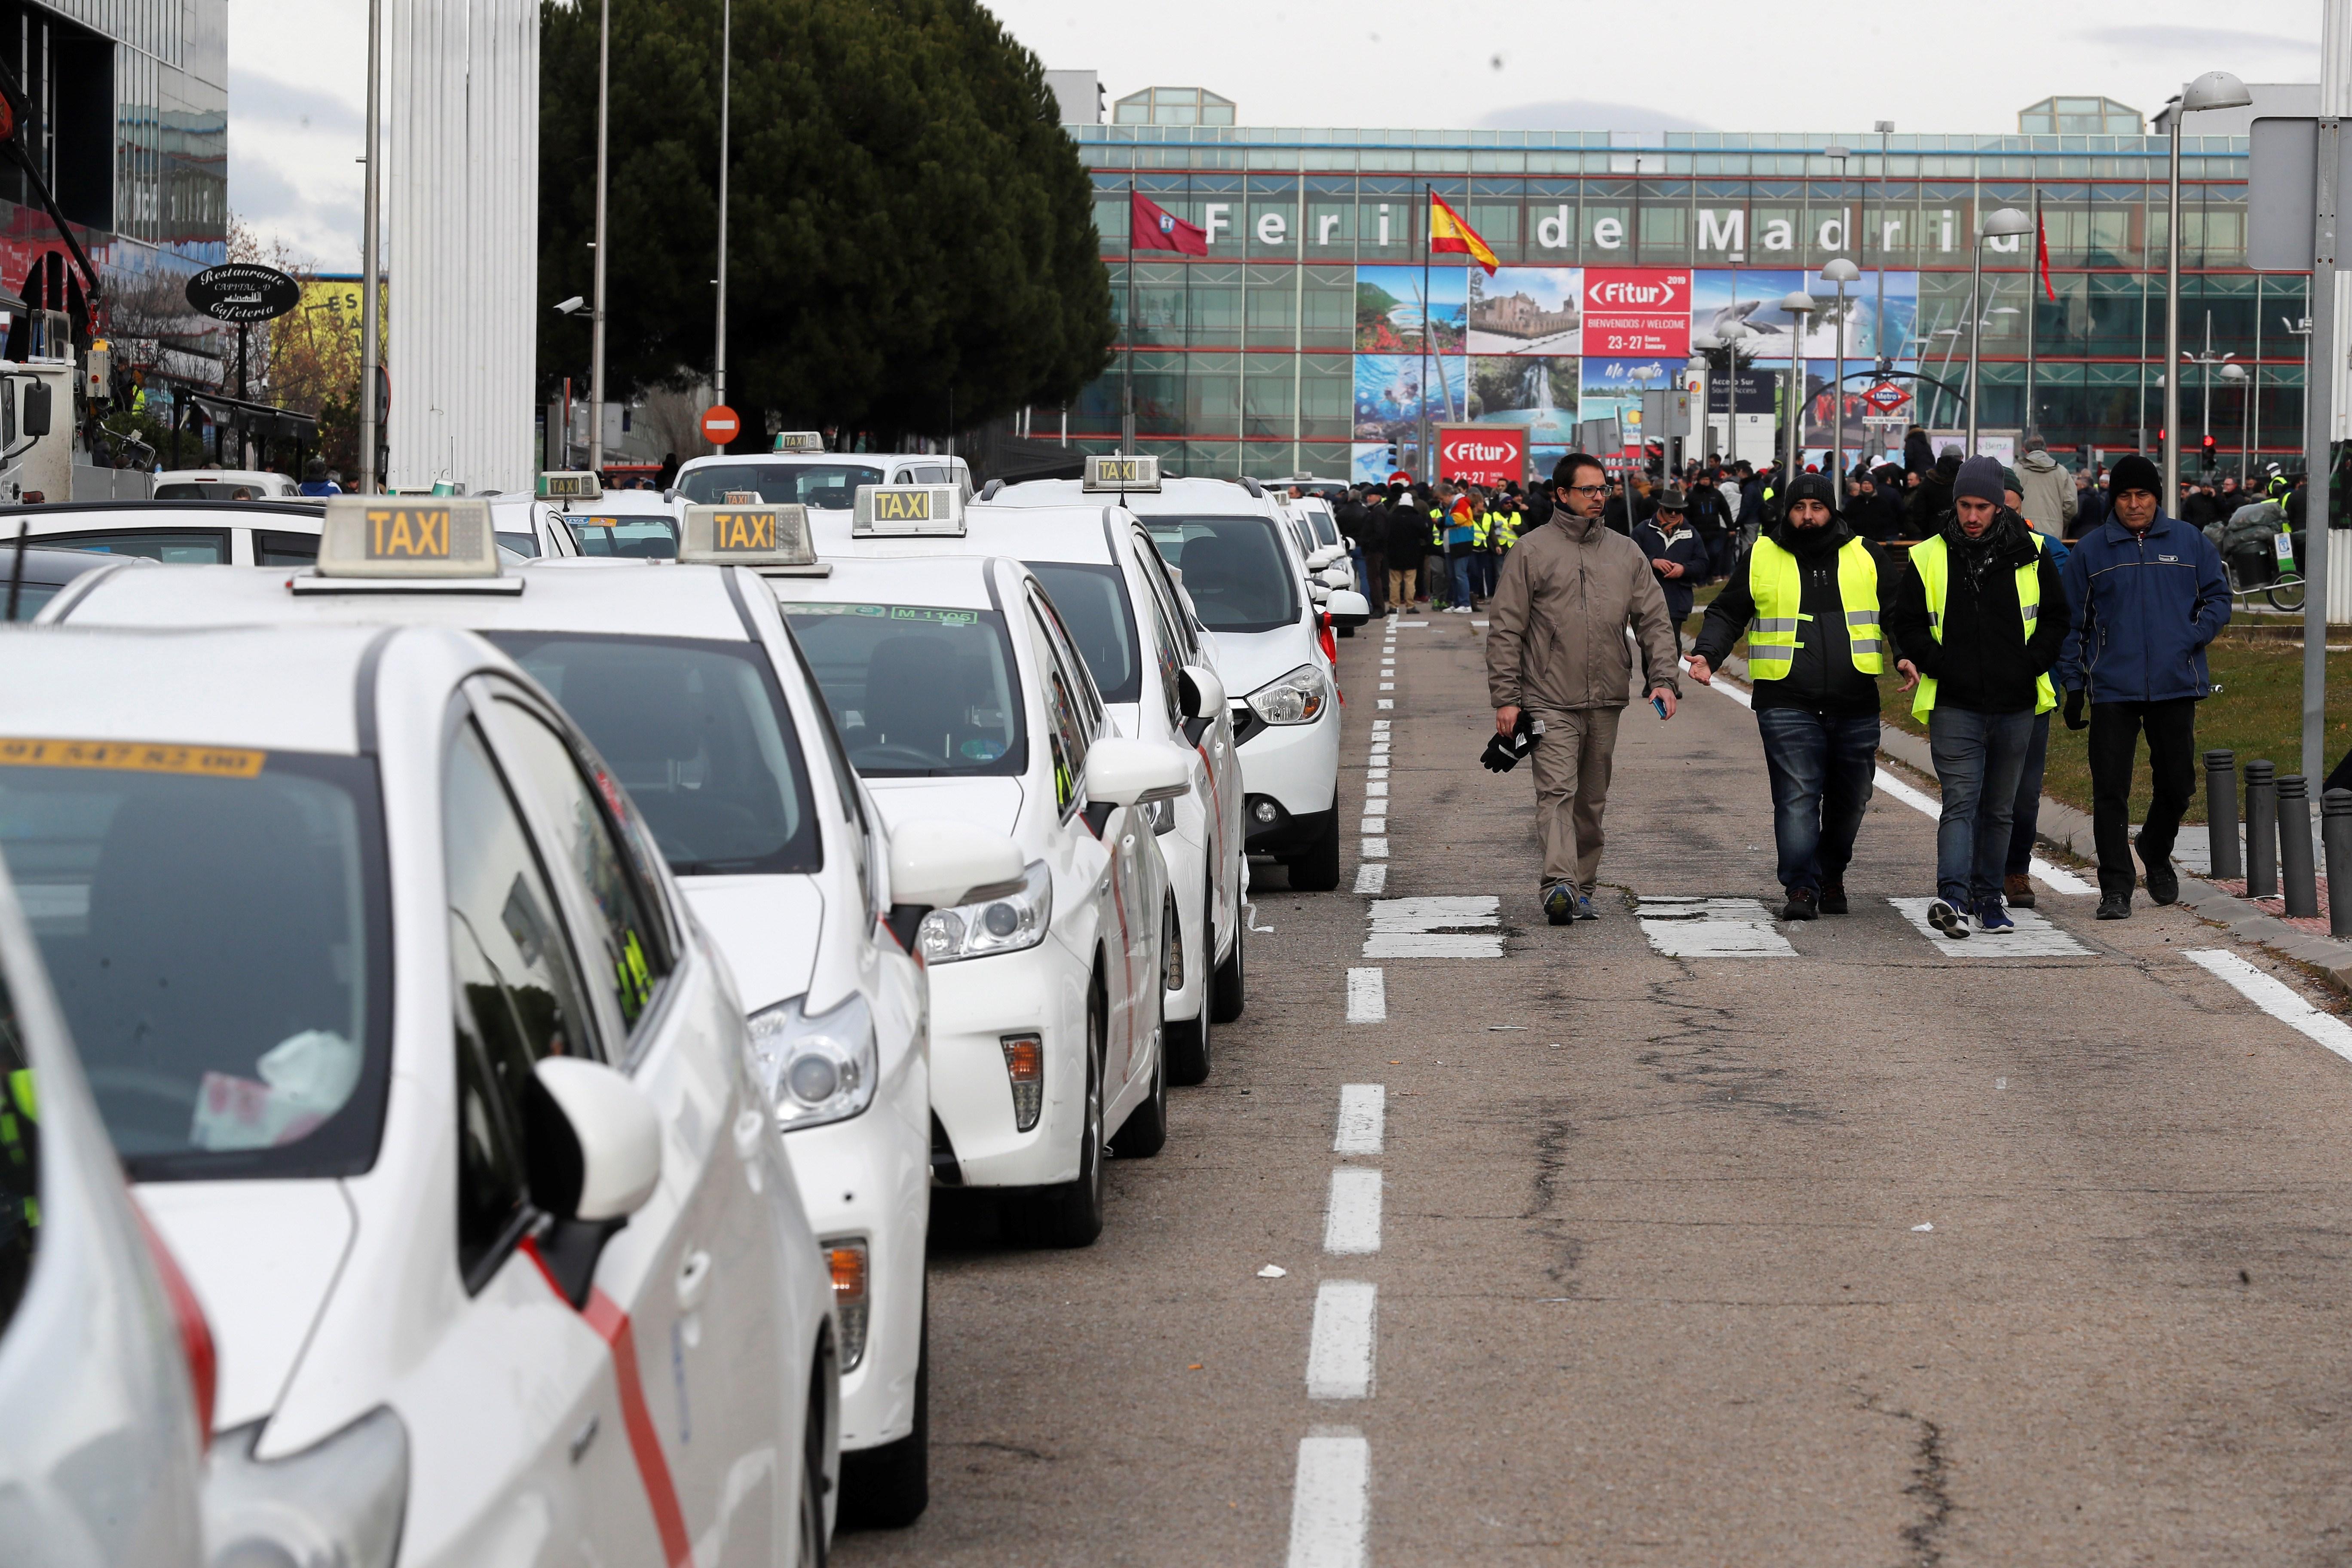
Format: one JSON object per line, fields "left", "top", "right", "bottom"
{"left": 700, "top": 404, "right": 741, "bottom": 445}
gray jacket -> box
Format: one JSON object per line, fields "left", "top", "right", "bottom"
{"left": 1485, "top": 508, "right": 1681, "bottom": 711}
{"left": 2013, "top": 448, "right": 2078, "bottom": 538}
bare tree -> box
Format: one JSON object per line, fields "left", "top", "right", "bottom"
{"left": 636, "top": 375, "right": 712, "bottom": 467}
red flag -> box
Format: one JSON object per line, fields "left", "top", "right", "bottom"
{"left": 1130, "top": 190, "right": 1208, "bottom": 256}
{"left": 1428, "top": 191, "right": 1499, "bottom": 276}
{"left": 2036, "top": 211, "right": 2056, "bottom": 302}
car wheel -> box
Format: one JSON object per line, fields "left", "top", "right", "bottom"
{"left": 839, "top": 1293, "right": 928, "bottom": 1529}
{"left": 1289, "top": 803, "right": 1342, "bottom": 891}
{"left": 1005, "top": 990, "right": 1106, "bottom": 1248}
{"left": 798, "top": 1344, "right": 831, "bottom": 1566}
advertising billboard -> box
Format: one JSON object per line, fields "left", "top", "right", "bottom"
{"left": 1437, "top": 425, "right": 1526, "bottom": 486}
{"left": 1468, "top": 267, "right": 1581, "bottom": 355}
{"left": 1356, "top": 265, "right": 1467, "bottom": 354}
{"left": 1581, "top": 267, "right": 1690, "bottom": 356}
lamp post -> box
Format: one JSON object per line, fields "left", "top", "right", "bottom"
{"left": 1873, "top": 121, "right": 1894, "bottom": 373}
{"left": 1692, "top": 322, "right": 1752, "bottom": 465}
{"left": 1780, "top": 291, "right": 1818, "bottom": 475}
{"left": 357, "top": 0, "right": 383, "bottom": 492}
{"left": 1821, "top": 257, "right": 1860, "bottom": 481}
{"left": 713, "top": 0, "right": 731, "bottom": 443}
{"left": 1966, "top": 206, "right": 2034, "bottom": 454}
{"left": 588, "top": 0, "right": 612, "bottom": 475}
{"left": 2181, "top": 310, "right": 2236, "bottom": 483}
{"left": 1629, "top": 362, "right": 1661, "bottom": 480}
{"left": 2164, "top": 70, "right": 2253, "bottom": 503}
{"left": 2221, "top": 360, "right": 2250, "bottom": 484}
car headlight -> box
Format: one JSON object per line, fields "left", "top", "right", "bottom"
{"left": 1246, "top": 665, "right": 1330, "bottom": 726}
{"left": 748, "top": 991, "right": 878, "bottom": 1131}
{"left": 205, "top": 1406, "right": 408, "bottom": 1568}
{"left": 917, "top": 859, "right": 1051, "bottom": 965}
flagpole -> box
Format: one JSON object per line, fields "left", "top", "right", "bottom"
{"left": 1420, "top": 184, "right": 1432, "bottom": 483}
{"left": 2024, "top": 187, "right": 2038, "bottom": 437}
{"left": 1124, "top": 182, "right": 1136, "bottom": 453}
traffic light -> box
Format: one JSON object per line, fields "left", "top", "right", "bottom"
{"left": 2200, "top": 434, "right": 2218, "bottom": 472}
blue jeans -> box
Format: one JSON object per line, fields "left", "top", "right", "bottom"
{"left": 1755, "top": 708, "right": 1880, "bottom": 894}
{"left": 1986, "top": 710, "right": 2050, "bottom": 879}
{"left": 1449, "top": 553, "right": 1476, "bottom": 607}
{"left": 1928, "top": 706, "right": 2035, "bottom": 906}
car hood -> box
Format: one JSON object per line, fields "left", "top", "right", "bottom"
{"left": 680, "top": 875, "right": 826, "bottom": 1012}
{"left": 865, "top": 776, "right": 1026, "bottom": 840}
{"left": 135, "top": 1179, "right": 358, "bottom": 1432}
{"left": 1200, "top": 625, "right": 1315, "bottom": 698}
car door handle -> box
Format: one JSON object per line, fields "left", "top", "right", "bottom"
{"left": 676, "top": 1249, "right": 714, "bottom": 1312}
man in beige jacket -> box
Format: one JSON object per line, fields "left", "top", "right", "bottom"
{"left": 1487, "top": 452, "right": 1683, "bottom": 925}
{"left": 2012, "top": 431, "right": 2078, "bottom": 539}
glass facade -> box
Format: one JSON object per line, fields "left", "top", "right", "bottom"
{"left": 1050, "top": 120, "right": 2300, "bottom": 484}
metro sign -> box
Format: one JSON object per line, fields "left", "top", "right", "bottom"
{"left": 1863, "top": 381, "right": 1911, "bottom": 413}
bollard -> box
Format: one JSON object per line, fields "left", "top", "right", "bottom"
{"left": 2205, "top": 749, "right": 2242, "bottom": 880}
{"left": 2278, "top": 776, "right": 2320, "bottom": 919}
{"left": 2324, "top": 789, "right": 2352, "bottom": 940}
{"left": 2245, "top": 760, "right": 2279, "bottom": 897}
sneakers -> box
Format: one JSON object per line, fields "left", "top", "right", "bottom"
{"left": 2138, "top": 845, "right": 2179, "bottom": 906}
{"left": 1782, "top": 888, "right": 1819, "bottom": 921}
{"left": 2003, "top": 872, "right": 2036, "bottom": 910}
{"left": 1543, "top": 883, "right": 1576, "bottom": 926}
{"left": 1574, "top": 892, "right": 1599, "bottom": 921}
{"left": 1926, "top": 898, "right": 1971, "bottom": 939}
{"left": 2096, "top": 892, "right": 2132, "bottom": 920}
{"left": 1975, "top": 896, "right": 2015, "bottom": 932}
{"left": 1818, "top": 883, "right": 1849, "bottom": 915}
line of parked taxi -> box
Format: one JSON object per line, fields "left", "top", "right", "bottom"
{"left": 0, "top": 447, "right": 1367, "bottom": 1566}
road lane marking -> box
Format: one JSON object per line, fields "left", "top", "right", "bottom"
{"left": 1887, "top": 897, "right": 2090, "bottom": 956}
{"left": 1353, "top": 864, "right": 1387, "bottom": 893}
{"left": 1286, "top": 1429, "right": 1370, "bottom": 1568}
{"left": 1306, "top": 1282, "right": 1376, "bottom": 1399}
{"left": 1378, "top": 683, "right": 1394, "bottom": 691}
{"left": 1345, "top": 968, "right": 1386, "bottom": 1022}
{"left": 1366, "top": 778, "right": 1389, "bottom": 793}
{"left": 1365, "top": 895, "right": 1503, "bottom": 958}
{"left": 1376, "top": 699, "right": 1393, "bottom": 709}
{"left": 1361, "top": 837, "right": 1389, "bottom": 858}
{"left": 1635, "top": 895, "right": 1794, "bottom": 957}
{"left": 1360, "top": 816, "right": 1387, "bottom": 834}
{"left": 1334, "top": 1084, "right": 1385, "bottom": 1153}
{"left": 2029, "top": 857, "right": 2095, "bottom": 894}
{"left": 1323, "top": 1169, "right": 1382, "bottom": 1255}
{"left": 2185, "top": 949, "right": 2352, "bottom": 1060}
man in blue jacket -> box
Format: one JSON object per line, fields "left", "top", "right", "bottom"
{"left": 2057, "top": 453, "right": 2232, "bottom": 920}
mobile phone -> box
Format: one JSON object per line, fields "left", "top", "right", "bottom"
{"left": 1651, "top": 695, "right": 1669, "bottom": 719}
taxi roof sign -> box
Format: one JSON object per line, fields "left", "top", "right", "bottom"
{"left": 537, "top": 470, "right": 603, "bottom": 500}
{"left": 679, "top": 503, "right": 829, "bottom": 573}
{"left": 773, "top": 431, "right": 826, "bottom": 454}
{"left": 1082, "top": 453, "right": 1161, "bottom": 493}
{"left": 304, "top": 496, "right": 519, "bottom": 592}
{"left": 852, "top": 484, "right": 965, "bottom": 537}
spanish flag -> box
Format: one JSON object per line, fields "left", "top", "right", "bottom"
{"left": 1429, "top": 192, "right": 1498, "bottom": 275}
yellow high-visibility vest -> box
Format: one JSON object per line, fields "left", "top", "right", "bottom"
{"left": 1746, "top": 535, "right": 1883, "bottom": 681}
{"left": 1908, "top": 531, "right": 2058, "bottom": 720}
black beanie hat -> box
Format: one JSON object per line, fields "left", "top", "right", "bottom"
{"left": 2108, "top": 453, "right": 2161, "bottom": 499}
{"left": 1783, "top": 472, "right": 1839, "bottom": 512}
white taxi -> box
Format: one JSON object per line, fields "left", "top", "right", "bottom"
{"left": 762, "top": 512, "right": 1190, "bottom": 1246}
{"left": 10, "top": 512, "right": 840, "bottom": 1564}
{"left": 991, "top": 465, "right": 1366, "bottom": 893}
{"left": 0, "top": 498, "right": 327, "bottom": 565}
{"left": 965, "top": 466, "right": 1251, "bottom": 1076}
{"left": 673, "top": 433, "right": 971, "bottom": 515}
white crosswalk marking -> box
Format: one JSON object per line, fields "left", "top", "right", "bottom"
{"left": 1635, "top": 896, "right": 1795, "bottom": 958}
{"left": 1365, "top": 895, "right": 1503, "bottom": 958}
{"left": 1887, "top": 897, "right": 2090, "bottom": 956}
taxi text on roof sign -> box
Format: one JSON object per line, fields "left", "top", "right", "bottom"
{"left": 773, "top": 431, "right": 826, "bottom": 453}
{"left": 852, "top": 484, "right": 965, "bottom": 537}
{"left": 316, "top": 495, "right": 501, "bottom": 578}
{"left": 0, "top": 737, "right": 266, "bottom": 778}
{"left": 679, "top": 503, "right": 827, "bottom": 572}
{"left": 537, "top": 470, "right": 603, "bottom": 501}
{"left": 1082, "top": 453, "right": 1161, "bottom": 493}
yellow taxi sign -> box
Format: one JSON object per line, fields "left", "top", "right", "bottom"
{"left": 852, "top": 484, "right": 965, "bottom": 537}
{"left": 773, "top": 431, "right": 826, "bottom": 454}
{"left": 316, "top": 495, "right": 499, "bottom": 577}
{"left": 680, "top": 503, "right": 820, "bottom": 567}
{"left": 537, "top": 470, "right": 603, "bottom": 500}
{"left": 1082, "top": 453, "right": 1161, "bottom": 493}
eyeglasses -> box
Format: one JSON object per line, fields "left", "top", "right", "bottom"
{"left": 1562, "top": 484, "right": 1608, "bottom": 497}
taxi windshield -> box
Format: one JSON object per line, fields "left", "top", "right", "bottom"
{"left": 678, "top": 462, "right": 883, "bottom": 510}
{"left": 487, "top": 633, "right": 819, "bottom": 876}
{"left": 780, "top": 603, "right": 1026, "bottom": 778}
{"left": 1140, "top": 515, "right": 1300, "bottom": 633}
{"left": 0, "top": 747, "right": 390, "bottom": 1182}
{"left": 1025, "top": 562, "right": 1139, "bottom": 704}
{"left": 562, "top": 512, "right": 680, "bottom": 558}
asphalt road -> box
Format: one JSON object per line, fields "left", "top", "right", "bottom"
{"left": 840, "top": 603, "right": 2352, "bottom": 1567}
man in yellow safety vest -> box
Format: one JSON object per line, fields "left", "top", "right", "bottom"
{"left": 1886, "top": 455, "right": 2068, "bottom": 937}
{"left": 1688, "top": 471, "right": 1900, "bottom": 922}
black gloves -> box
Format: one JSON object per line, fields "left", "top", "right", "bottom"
{"left": 1481, "top": 712, "right": 1537, "bottom": 773}
{"left": 2063, "top": 689, "right": 2087, "bottom": 731}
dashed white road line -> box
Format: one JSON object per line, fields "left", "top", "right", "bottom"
{"left": 1365, "top": 895, "right": 1504, "bottom": 958}
{"left": 1353, "top": 864, "right": 1388, "bottom": 894}
{"left": 1345, "top": 967, "right": 1387, "bottom": 1022}
{"left": 1886, "top": 897, "right": 2090, "bottom": 956}
{"left": 1360, "top": 837, "right": 1390, "bottom": 858}
{"left": 1322, "top": 1169, "right": 1383, "bottom": 1255}
{"left": 2185, "top": 949, "right": 2352, "bottom": 1060}
{"left": 1305, "top": 1282, "right": 1377, "bottom": 1400}
{"left": 1360, "top": 815, "right": 1387, "bottom": 834}
{"left": 1334, "top": 1084, "right": 1385, "bottom": 1153}
{"left": 1635, "top": 895, "right": 1795, "bottom": 957}
{"left": 1375, "top": 699, "right": 1393, "bottom": 709}
{"left": 1286, "top": 1429, "right": 1371, "bottom": 1568}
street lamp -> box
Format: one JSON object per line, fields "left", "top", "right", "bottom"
{"left": 1966, "top": 206, "right": 2034, "bottom": 455}
{"left": 1692, "top": 323, "right": 1753, "bottom": 464}
{"left": 1873, "top": 122, "right": 1894, "bottom": 374}
{"left": 1629, "top": 363, "right": 1662, "bottom": 479}
{"left": 1821, "top": 257, "right": 1860, "bottom": 481}
{"left": 2220, "top": 360, "right": 2251, "bottom": 486}
{"left": 2165, "top": 69, "right": 2253, "bottom": 503}
{"left": 1780, "top": 291, "right": 1818, "bottom": 475}
{"left": 588, "top": 0, "right": 613, "bottom": 475}
{"left": 2181, "top": 309, "right": 2236, "bottom": 482}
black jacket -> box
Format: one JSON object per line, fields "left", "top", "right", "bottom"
{"left": 1631, "top": 518, "right": 1710, "bottom": 622}
{"left": 1694, "top": 516, "right": 1899, "bottom": 717}
{"left": 1381, "top": 500, "right": 1428, "bottom": 560}
{"left": 1886, "top": 509, "right": 2069, "bottom": 715}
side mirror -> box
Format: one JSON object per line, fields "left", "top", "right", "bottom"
{"left": 1319, "top": 566, "right": 1352, "bottom": 589}
{"left": 529, "top": 1057, "right": 662, "bottom": 1224}
{"left": 1327, "top": 589, "right": 1371, "bottom": 629}
{"left": 1083, "top": 736, "right": 1192, "bottom": 807}
{"left": 887, "top": 818, "right": 1023, "bottom": 910}
{"left": 1306, "top": 544, "right": 1342, "bottom": 570}
{"left": 21, "top": 380, "right": 51, "bottom": 438}
{"left": 1176, "top": 663, "right": 1227, "bottom": 721}
{"left": 1310, "top": 583, "right": 1330, "bottom": 604}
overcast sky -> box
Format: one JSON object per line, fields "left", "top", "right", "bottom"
{"left": 230, "top": 0, "right": 2325, "bottom": 267}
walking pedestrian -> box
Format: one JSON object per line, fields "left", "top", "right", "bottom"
{"left": 2056, "top": 453, "right": 2233, "bottom": 919}
{"left": 2012, "top": 432, "right": 2078, "bottom": 539}
{"left": 1886, "top": 456, "right": 2069, "bottom": 937}
{"left": 1382, "top": 484, "right": 1423, "bottom": 610}
{"left": 1419, "top": 484, "right": 1448, "bottom": 609}
{"left": 1690, "top": 472, "right": 1897, "bottom": 921}
{"left": 2071, "top": 467, "right": 2106, "bottom": 539}
{"left": 1987, "top": 528, "right": 2075, "bottom": 910}
{"left": 1486, "top": 452, "right": 1682, "bottom": 926}
{"left": 1442, "top": 482, "right": 1479, "bottom": 612}
{"left": 1631, "top": 487, "right": 1709, "bottom": 654}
